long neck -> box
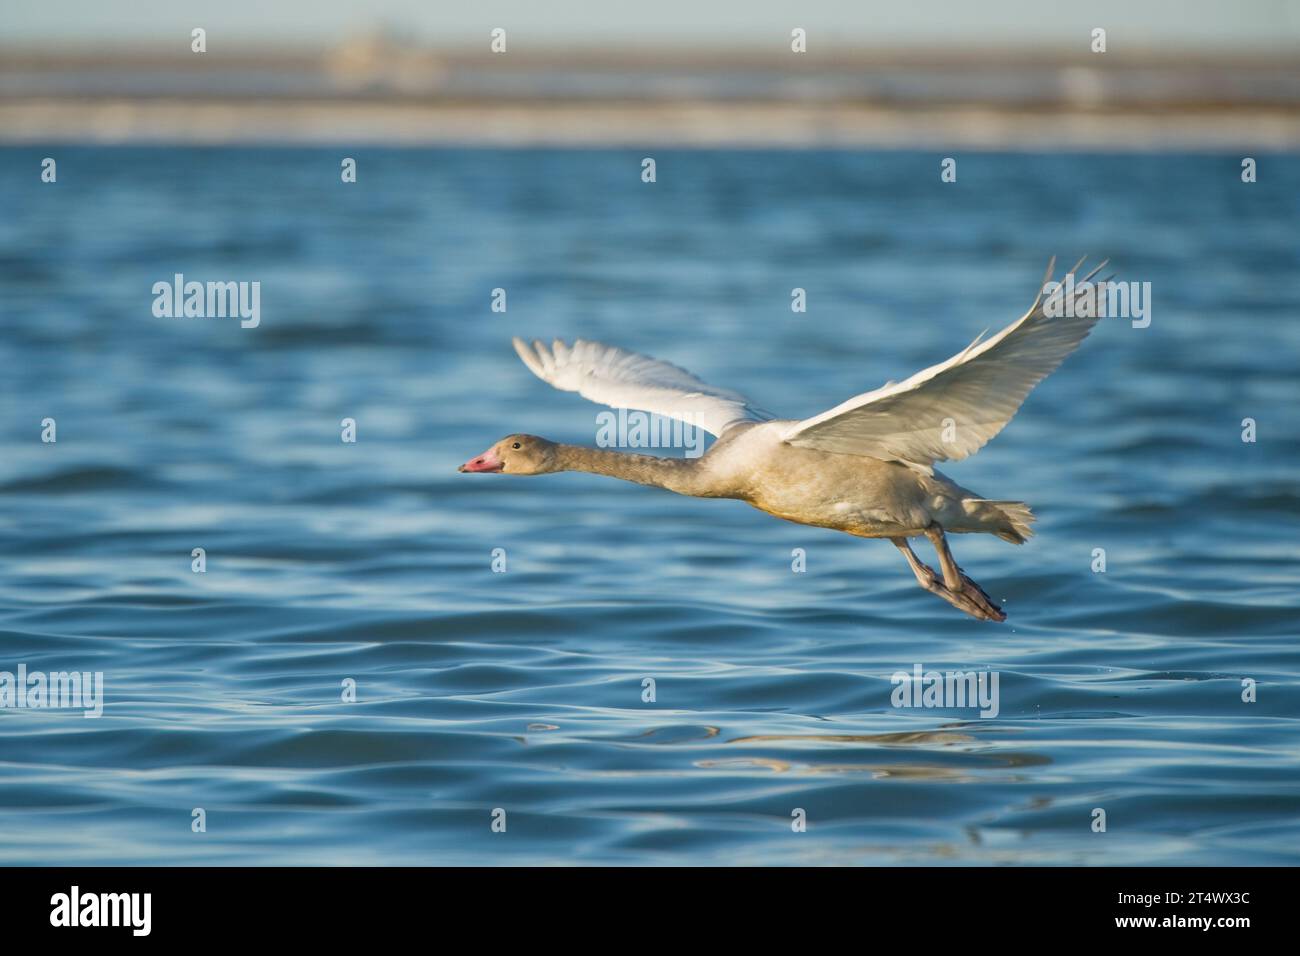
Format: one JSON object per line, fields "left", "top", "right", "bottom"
{"left": 555, "top": 444, "right": 712, "bottom": 497}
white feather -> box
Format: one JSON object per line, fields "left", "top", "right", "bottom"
{"left": 782, "top": 258, "right": 1109, "bottom": 472}
{"left": 512, "top": 337, "right": 770, "bottom": 438}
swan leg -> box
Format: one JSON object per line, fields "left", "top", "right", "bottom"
{"left": 891, "top": 536, "right": 1001, "bottom": 622}
{"left": 922, "top": 525, "right": 1006, "bottom": 623}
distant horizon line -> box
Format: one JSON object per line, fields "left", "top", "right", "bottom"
{"left": 3, "top": 41, "right": 1298, "bottom": 64}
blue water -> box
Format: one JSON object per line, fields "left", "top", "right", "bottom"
{"left": 1, "top": 147, "right": 1298, "bottom": 865}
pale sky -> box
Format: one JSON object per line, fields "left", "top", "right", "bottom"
{"left": 5, "top": 0, "right": 1299, "bottom": 50}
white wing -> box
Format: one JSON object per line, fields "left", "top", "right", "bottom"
{"left": 783, "top": 258, "right": 1109, "bottom": 471}
{"left": 513, "top": 337, "right": 771, "bottom": 437}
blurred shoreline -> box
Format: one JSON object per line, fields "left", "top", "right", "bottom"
{"left": 4, "top": 41, "right": 1299, "bottom": 148}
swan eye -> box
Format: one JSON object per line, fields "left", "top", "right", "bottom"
{"left": 511, "top": 442, "right": 521, "bottom": 449}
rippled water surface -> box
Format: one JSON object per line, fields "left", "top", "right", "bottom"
{"left": 1, "top": 147, "right": 1298, "bottom": 865}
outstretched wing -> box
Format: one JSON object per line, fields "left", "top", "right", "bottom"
{"left": 782, "top": 258, "right": 1109, "bottom": 471}
{"left": 513, "top": 337, "right": 771, "bottom": 437}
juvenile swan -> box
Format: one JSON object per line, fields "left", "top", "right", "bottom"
{"left": 460, "top": 258, "right": 1108, "bottom": 621}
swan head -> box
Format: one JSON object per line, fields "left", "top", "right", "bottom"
{"left": 458, "top": 434, "right": 559, "bottom": 475}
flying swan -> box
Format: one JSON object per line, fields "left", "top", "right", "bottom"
{"left": 460, "top": 258, "right": 1108, "bottom": 621}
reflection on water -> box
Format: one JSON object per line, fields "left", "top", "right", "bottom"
{"left": 728, "top": 730, "right": 979, "bottom": 746}
{"left": 696, "top": 759, "right": 995, "bottom": 782}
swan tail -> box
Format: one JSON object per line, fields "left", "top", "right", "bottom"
{"left": 960, "top": 499, "right": 1036, "bottom": 544}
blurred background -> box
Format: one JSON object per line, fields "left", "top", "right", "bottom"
{"left": 3, "top": 0, "right": 1300, "bottom": 147}
{"left": 1, "top": 2, "right": 1298, "bottom": 867}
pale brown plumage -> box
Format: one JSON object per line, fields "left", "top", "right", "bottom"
{"left": 460, "top": 259, "right": 1108, "bottom": 622}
